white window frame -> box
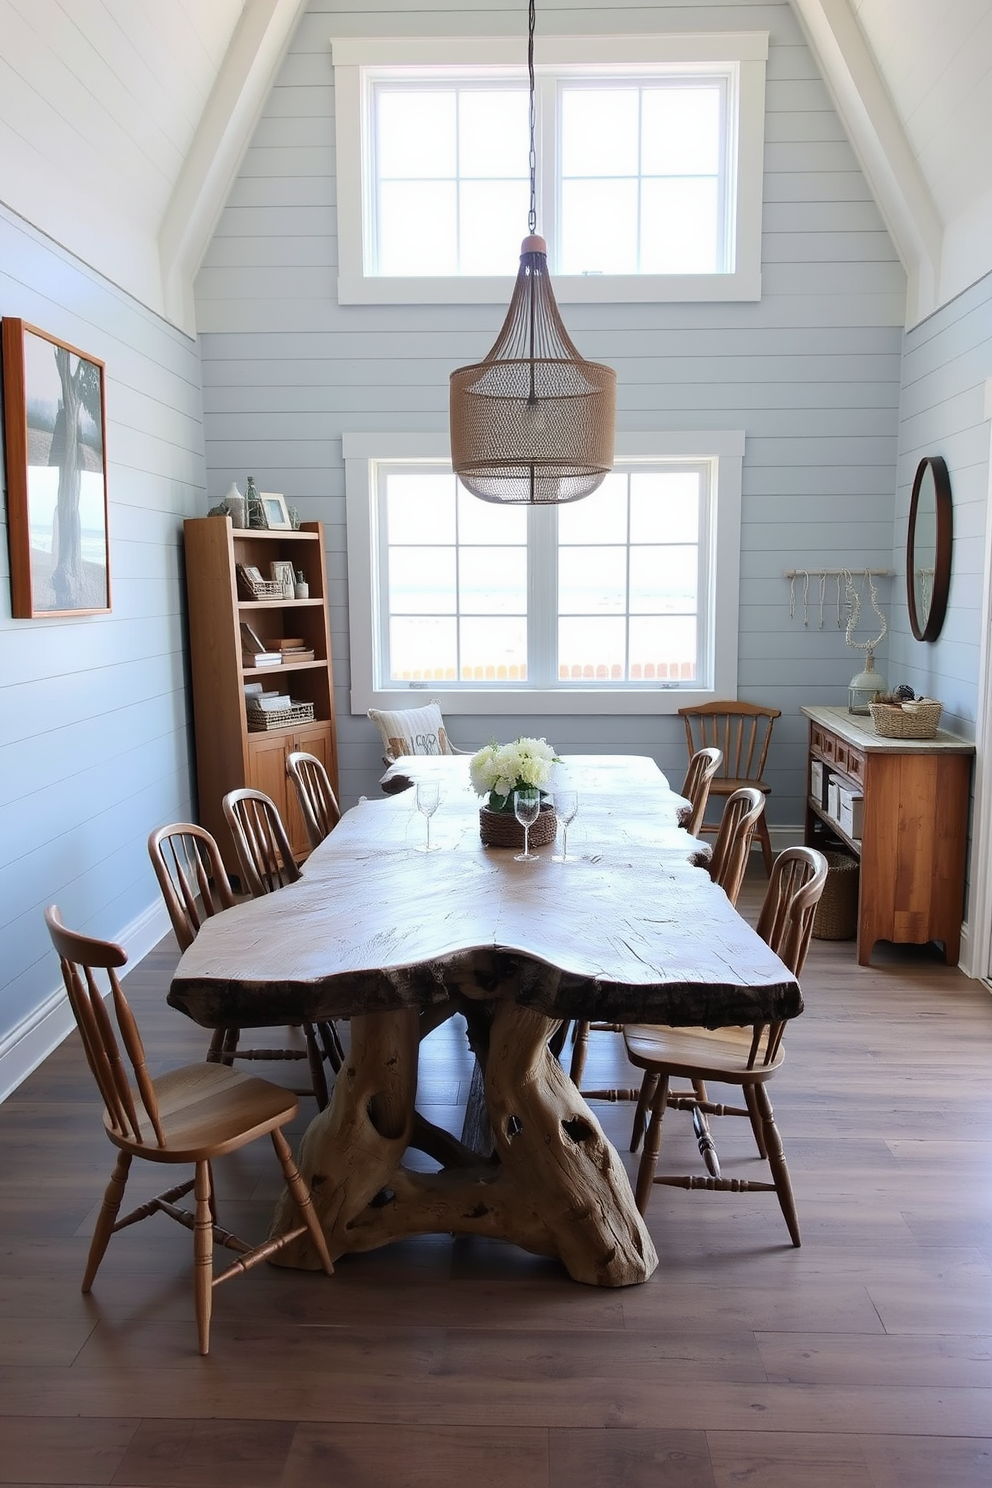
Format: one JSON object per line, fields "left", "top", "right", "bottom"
{"left": 344, "top": 430, "right": 743, "bottom": 716}
{"left": 331, "top": 33, "right": 767, "bottom": 306}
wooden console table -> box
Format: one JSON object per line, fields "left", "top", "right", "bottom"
{"left": 801, "top": 705, "right": 973, "bottom": 965}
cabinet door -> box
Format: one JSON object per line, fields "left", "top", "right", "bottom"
{"left": 246, "top": 732, "right": 297, "bottom": 849}
{"left": 286, "top": 723, "right": 334, "bottom": 855}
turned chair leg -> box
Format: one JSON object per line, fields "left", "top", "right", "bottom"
{"left": 82, "top": 1150, "right": 132, "bottom": 1292}
{"left": 193, "top": 1159, "right": 214, "bottom": 1356}
{"left": 568, "top": 1019, "right": 590, "bottom": 1084}
{"left": 271, "top": 1128, "right": 334, "bottom": 1275}
{"left": 630, "top": 1072, "right": 659, "bottom": 1153}
{"left": 634, "top": 1074, "right": 670, "bottom": 1214}
{"left": 753, "top": 1083, "right": 800, "bottom": 1247}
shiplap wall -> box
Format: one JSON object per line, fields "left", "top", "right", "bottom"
{"left": 0, "top": 204, "right": 205, "bottom": 1077}
{"left": 194, "top": 0, "right": 906, "bottom": 817}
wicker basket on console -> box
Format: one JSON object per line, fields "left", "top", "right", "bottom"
{"left": 868, "top": 700, "right": 942, "bottom": 740}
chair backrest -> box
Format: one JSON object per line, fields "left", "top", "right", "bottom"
{"left": 755, "top": 846, "right": 828, "bottom": 979}
{"left": 222, "top": 788, "right": 301, "bottom": 897}
{"left": 708, "top": 786, "right": 765, "bottom": 905}
{"left": 44, "top": 906, "right": 167, "bottom": 1148}
{"left": 286, "top": 751, "right": 340, "bottom": 852}
{"left": 367, "top": 698, "right": 455, "bottom": 764}
{"left": 148, "top": 823, "right": 235, "bottom": 952}
{"left": 680, "top": 746, "right": 723, "bottom": 838}
{"left": 679, "top": 701, "right": 780, "bottom": 786}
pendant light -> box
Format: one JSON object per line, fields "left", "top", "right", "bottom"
{"left": 449, "top": 0, "right": 616, "bottom": 505}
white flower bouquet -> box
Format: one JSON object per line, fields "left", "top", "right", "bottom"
{"left": 469, "top": 736, "right": 560, "bottom": 814}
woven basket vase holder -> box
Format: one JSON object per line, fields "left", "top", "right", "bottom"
{"left": 479, "top": 803, "right": 557, "bottom": 850}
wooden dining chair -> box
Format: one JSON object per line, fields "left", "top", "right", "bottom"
{"left": 622, "top": 846, "right": 828, "bottom": 1246}
{"left": 286, "top": 750, "right": 340, "bottom": 852}
{"left": 44, "top": 905, "right": 333, "bottom": 1355}
{"left": 678, "top": 701, "right": 780, "bottom": 873}
{"left": 221, "top": 789, "right": 345, "bottom": 1106}
{"left": 680, "top": 746, "right": 723, "bottom": 839}
{"left": 708, "top": 786, "right": 766, "bottom": 907}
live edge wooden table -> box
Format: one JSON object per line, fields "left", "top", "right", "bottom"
{"left": 169, "top": 756, "right": 801, "bottom": 1289}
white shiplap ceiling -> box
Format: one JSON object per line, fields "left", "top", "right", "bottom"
{"left": 0, "top": 0, "right": 990, "bottom": 330}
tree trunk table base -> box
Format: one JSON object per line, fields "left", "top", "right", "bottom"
{"left": 270, "top": 1001, "right": 658, "bottom": 1287}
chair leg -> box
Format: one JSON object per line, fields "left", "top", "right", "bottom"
{"left": 316, "top": 1019, "right": 345, "bottom": 1073}
{"left": 743, "top": 1083, "right": 768, "bottom": 1158}
{"left": 271, "top": 1127, "right": 334, "bottom": 1275}
{"left": 82, "top": 1150, "right": 132, "bottom": 1292}
{"left": 569, "top": 1019, "right": 590, "bottom": 1084}
{"left": 205, "top": 1028, "right": 227, "bottom": 1063}
{"left": 193, "top": 1159, "right": 214, "bottom": 1355}
{"left": 219, "top": 1027, "right": 241, "bottom": 1065}
{"left": 757, "top": 813, "right": 774, "bottom": 875}
{"left": 752, "top": 1083, "right": 800, "bottom": 1247}
{"left": 634, "top": 1074, "right": 670, "bottom": 1214}
{"left": 630, "top": 1071, "right": 659, "bottom": 1153}
{"left": 304, "top": 1024, "right": 330, "bottom": 1109}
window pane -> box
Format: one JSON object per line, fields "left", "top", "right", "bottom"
{"left": 629, "top": 616, "right": 697, "bottom": 681}
{"left": 629, "top": 547, "right": 697, "bottom": 614}
{"left": 460, "top": 617, "right": 528, "bottom": 679}
{"left": 457, "top": 484, "right": 526, "bottom": 543}
{"left": 459, "top": 89, "right": 529, "bottom": 175}
{"left": 459, "top": 547, "right": 527, "bottom": 614}
{"left": 378, "top": 91, "right": 456, "bottom": 178}
{"left": 558, "top": 472, "right": 627, "bottom": 543}
{"left": 389, "top": 616, "right": 457, "bottom": 680}
{"left": 460, "top": 180, "right": 531, "bottom": 274}
{"left": 379, "top": 181, "right": 457, "bottom": 275}
{"left": 641, "top": 178, "right": 718, "bottom": 274}
{"left": 558, "top": 617, "right": 627, "bottom": 679}
{"left": 561, "top": 180, "right": 638, "bottom": 274}
{"left": 559, "top": 546, "right": 627, "bottom": 614}
{"left": 387, "top": 474, "right": 455, "bottom": 543}
{"left": 642, "top": 88, "right": 721, "bottom": 175}
{"left": 630, "top": 472, "right": 699, "bottom": 542}
{"left": 389, "top": 547, "right": 456, "bottom": 613}
{"left": 561, "top": 87, "right": 639, "bottom": 175}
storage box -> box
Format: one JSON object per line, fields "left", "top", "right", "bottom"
{"left": 810, "top": 758, "right": 823, "bottom": 804}
{"left": 827, "top": 778, "right": 841, "bottom": 822}
{"left": 838, "top": 786, "right": 864, "bottom": 840}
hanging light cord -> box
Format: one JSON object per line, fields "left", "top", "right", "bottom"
{"left": 527, "top": 0, "right": 537, "bottom": 234}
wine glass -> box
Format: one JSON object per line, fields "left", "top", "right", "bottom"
{"left": 513, "top": 788, "right": 541, "bottom": 862}
{"left": 415, "top": 779, "right": 440, "bottom": 852}
{"left": 551, "top": 790, "right": 579, "bottom": 862}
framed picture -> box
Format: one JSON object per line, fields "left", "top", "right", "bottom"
{"left": 2, "top": 318, "right": 110, "bottom": 618}
{"left": 259, "top": 491, "right": 292, "bottom": 530}
{"left": 270, "top": 559, "right": 296, "bottom": 597}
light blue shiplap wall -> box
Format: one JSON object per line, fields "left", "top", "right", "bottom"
{"left": 888, "top": 270, "right": 992, "bottom": 735}
{"left": 194, "top": 0, "right": 906, "bottom": 817}
{"left": 0, "top": 204, "right": 205, "bottom": 1081}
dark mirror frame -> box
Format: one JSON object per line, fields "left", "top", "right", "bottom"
{"left": 907, "top": 454, "right": 952, "bottom": 642}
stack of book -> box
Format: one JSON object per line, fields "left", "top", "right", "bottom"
{"left": 278, "top": 637, "right": 315, "bottom": 663}
{"left": 240, "top": 622, "right": 282, "bottom": 667}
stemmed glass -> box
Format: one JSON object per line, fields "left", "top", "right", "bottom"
{"left": 513, "top": 787, "right": 541, "bottom": 862}
{"left": 551, "top": 790, "right": 579, "bottom": 862}
{"left": 415, "top": 779, "right": 440, "bottom": 852}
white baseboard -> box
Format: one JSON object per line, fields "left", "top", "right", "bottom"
{"left": 0, "top": 897, "right": 172, "bottom": 1105}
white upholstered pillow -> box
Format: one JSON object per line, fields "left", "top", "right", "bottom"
{"left": 367, "top": 699, "right": 453, "bottom": 762}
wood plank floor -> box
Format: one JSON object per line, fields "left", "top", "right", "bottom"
{"left": 2, "top": 876, "right": 992, "bottom": 1487}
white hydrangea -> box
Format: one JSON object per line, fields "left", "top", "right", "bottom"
{"left": 469, "top": 736, "right": 559, "bottom": 809}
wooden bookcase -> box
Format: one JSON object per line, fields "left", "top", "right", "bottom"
{"left": 183, "top": 516, "right": 339, "bottom": 874}
{"left": 801, "top": 705, "right": 973, "bottom": 966}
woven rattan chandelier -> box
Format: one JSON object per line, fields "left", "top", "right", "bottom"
{"left": 449, "top": 0, "right": 616, "bottom": 505}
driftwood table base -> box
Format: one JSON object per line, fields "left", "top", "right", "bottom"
{"left": 271, "top": 1000, "right": 658, "bottom": 1286}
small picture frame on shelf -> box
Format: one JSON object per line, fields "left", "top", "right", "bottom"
{"left": 259, "top": 492, "right": 292, "bottom": 530}
{"left": 270, "top": 559, "right": 295, "bottom": 598}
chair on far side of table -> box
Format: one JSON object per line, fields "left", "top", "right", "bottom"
{"left": 286, "top": 751, "right": 340, "bottom": 852}
{"left": 221, "top": 788, "right": 344, "bottom": 1107}
{"left": 44, "top": 905, "right": 333, "bottom": 1355}
{"left": 680, "top": 746, "right": 723, "bottom": 839}
{"left": 623, "top": 846, "right": 828, "bottom": 1246}
{"left": 679, "top": 701, "right": 780, "bottom": 873}
{"left": 708, "top": 786, "right": 765, "bottom": 908}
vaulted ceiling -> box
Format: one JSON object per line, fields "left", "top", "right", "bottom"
{"left": 1, "top": 0, "right": 990, "bottom": 332}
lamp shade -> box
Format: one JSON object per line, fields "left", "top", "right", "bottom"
{"left": 450, "top": 236, "right": 616, "bottom": 505}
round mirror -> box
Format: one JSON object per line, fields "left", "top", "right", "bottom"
{"left": 907, "top": 455, "right": 952, "bottom": 642}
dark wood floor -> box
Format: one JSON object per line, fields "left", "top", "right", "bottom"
{"left": 2, "top": 878, "right": 992, "bottom": 1488}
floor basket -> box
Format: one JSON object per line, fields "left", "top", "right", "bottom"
{"left": 479, "top": 803, "right": 556, "bottom": 850}
{"left": 813, "top": 850, "right": 860, "bottom": 940}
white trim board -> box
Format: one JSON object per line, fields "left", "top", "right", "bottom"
{"left": 0, "top": 897, "right": 173, "bottom": 1105}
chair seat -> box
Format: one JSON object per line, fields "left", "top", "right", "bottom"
{"left": 107, "top": 1062, "right": 300, "bottom": 1162}
{"left": 624, "top": 1023, "right": 785, "bottom": 1083}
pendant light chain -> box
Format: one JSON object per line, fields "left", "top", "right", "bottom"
{"left": 527, "top": 0, "right": 537, "bottom": 235}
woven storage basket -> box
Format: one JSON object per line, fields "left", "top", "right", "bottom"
{"left": 479, "top": 803, "right": 556, "bottom": 849}
{"left": 812, "top": 850, "right": 860, "bottom": 940}
{"left": 246, "top": 700, "right": 315, "bottom": 732}
{"left": 868, "top": 700, "right": 942, "bottom": 739}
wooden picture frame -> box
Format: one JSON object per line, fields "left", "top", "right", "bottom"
{"left": 2, "top": 318, "right": 110, "bottom": 617}
{"left": 259, "top": 491, "right": 292, "bottom": 530}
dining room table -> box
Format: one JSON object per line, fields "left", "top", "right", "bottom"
{"left": 168, "top": 755, "right": 803, "bottom": 1289}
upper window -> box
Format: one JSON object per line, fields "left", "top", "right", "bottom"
{"left": 344, "top": 431, "right": 744, "bottom": 717}
{"left": 331, "top": 34, "right": 767, "bottom": 305}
